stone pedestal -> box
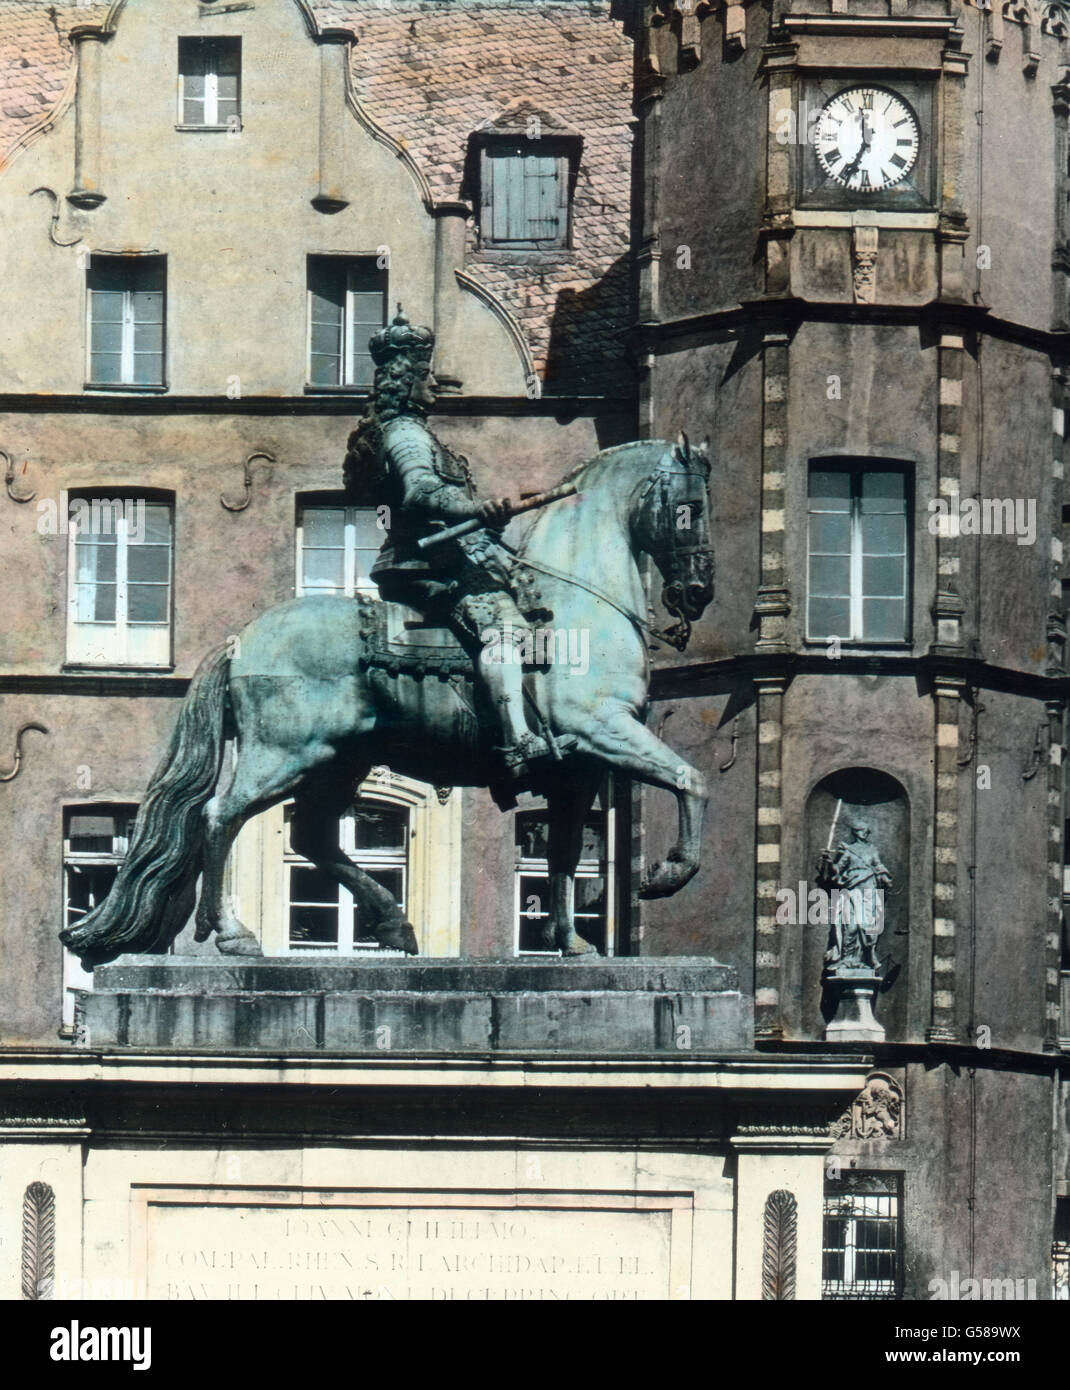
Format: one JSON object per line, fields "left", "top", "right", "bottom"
{"left": 824, "top": 971, "right": 885, "bottom": 1043}
{"left": 80, "top": 957, "right": 748, "bottom": 1054}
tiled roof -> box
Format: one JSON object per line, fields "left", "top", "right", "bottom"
{"left": 0, "top": 0, "right": 635, "bottom": 396}
{"left": 0, "top": 2, "right": 91, "bottom": 160}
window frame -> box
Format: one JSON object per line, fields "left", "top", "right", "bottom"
{"left": 61, "top": 804, "right": 137, "bottom": 1033}
{"left": 176, "top": 36, "right": 242, "bottom": 131}
{"left": 513, "top": 780, "right": 618, "bottom": 957}
{"left": 305, "top": 256, "right": 388, "bottom": 391}
{"left": 282, "top": 797, "right": 410, "bottom": 955}
{"left": 822, "top": 1172, "right": 902, "bottom": 1301}
{"left": 806, "top": 459, "right": 913, "bottom": 647}
{"left": 478, "top": 137, "right": 575, "bottom": 252}
{"left": 295, "top": 499, "right": 383, "bottom": 600}
{"left": 65, "top": 492, "right": 175, "bottom": 669}
{"left": 85, "top": 254, "right": 167, "bottom": 392}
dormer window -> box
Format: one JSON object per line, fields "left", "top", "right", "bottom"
{"left": 479, "top": 140, "right": 573, "bottom": 250}
{"left": 178, "top": 37, "right": 241, "bottom": 130}
{"left": 469, "top": 107, "right": 581, "bottom": 254}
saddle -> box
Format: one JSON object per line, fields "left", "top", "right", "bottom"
{"left": 355, "top": 593, "right": 472, "bottom": 681}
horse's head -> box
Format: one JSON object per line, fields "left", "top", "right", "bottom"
{"left": 633, "top": 434, "right": 714, "bottom": 650}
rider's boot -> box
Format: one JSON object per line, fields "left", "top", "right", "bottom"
{"left": 484, "top": 628, "right": 551, "bottom": 780}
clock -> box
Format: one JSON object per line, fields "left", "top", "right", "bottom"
{"left": 798, "top": 75, "right": 933, "bottom": 210}
{"left": 813, "top": 86, "right": 920, "bottom": 193}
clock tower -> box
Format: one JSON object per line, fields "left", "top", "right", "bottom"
{"left": 628, "top": 0, "right": 1070, "bottom": 1299}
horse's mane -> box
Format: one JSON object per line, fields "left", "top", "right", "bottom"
{"left": 557, "top": 439, "right": 667, "bottom": 491}
{"left": 510, "top": 439, "right": 667, "bottom": 558}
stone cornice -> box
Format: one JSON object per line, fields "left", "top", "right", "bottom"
{"left": 0, "top": 394, "right": 632, "bottom": 419}
{"left": 632, "top": 297, "right": 1070, "bottom": 361}
{"left": 2, "top": 650, "right": 1066, "bottom": 704}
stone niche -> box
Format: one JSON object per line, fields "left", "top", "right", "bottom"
{"left": 803, "top": 768, "right": 910, "bottom": 1041}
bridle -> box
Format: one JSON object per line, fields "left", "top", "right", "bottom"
{"left": 510, "top": 456, "right": 713, "bottom": 653}
{"left": 632, "top": 461, "right": 714, "bottom": 652}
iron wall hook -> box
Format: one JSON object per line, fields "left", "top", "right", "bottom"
{"left": 0, "top": 722, "right": 50, "bottom": 783}
{"left": 2, "top": 450, "right": 36, "bottom": 503}
{"left": 220, "top": 451, "right": 276, "bottom": 512}
{"left": 29, "top": 186, "right": 82, "bottom": 249}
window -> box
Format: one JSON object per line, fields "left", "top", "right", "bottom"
{"left": 822, "top": 1173, "right": 901, "bottom": 1300}
{"left": 66, "top": 495, "right": 173, "bottom": 667}
{"left": 283, "top": 800, "right": 409, "bottom": 953}
{"left": 307, "top": 258, "right": 388, "bottom": 389}
{"left": 178, "top": 37, "right": 241, "bottom": 129}
{"left": 86, "top": 256, "right": 166, "bottom": 388}
{"left": 1054, "top": 1198, "right": 1070, "bottom": 1301}
{"left": 808, "top": 463, "right": 911, "bottom": 643}
{"left": 515, "top": 783, "right": 617, "bottom": 955}
{"left": 480, "top": 141, "right": 572, "bottom": 249}
{"left": 296, "top": 502, "right": 382, "bottom": 598}
{"left": 62, "top": 806, "right": 136, "bottom": 1031}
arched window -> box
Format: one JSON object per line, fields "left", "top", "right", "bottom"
{"left": 514, "top": 780, "right": 619, "bottom": 956}
{"left": 283, "top": 798, "right": 409, "bottom": 953}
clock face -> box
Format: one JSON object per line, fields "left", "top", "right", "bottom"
{"left": 812, "top": 87, "right": 920, "bottom": 193}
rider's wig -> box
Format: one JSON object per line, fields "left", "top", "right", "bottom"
{"left": 343, "top": 355, "right": 422, "bottom": 494}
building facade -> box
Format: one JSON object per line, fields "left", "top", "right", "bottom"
{"left": 0, "top": 0, "right": 1067, "bottom": 1302}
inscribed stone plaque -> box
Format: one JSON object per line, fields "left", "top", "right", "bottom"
{"left": 147, "top": 1200, "right": 674, "bottom": 1300}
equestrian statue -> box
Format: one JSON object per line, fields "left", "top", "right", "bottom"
{"left": 61, "top": 313, "right": 716, "bottom": 967}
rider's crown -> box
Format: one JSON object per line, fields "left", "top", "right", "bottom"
{"left": 369, "top": 307, "right": 435, "bottom": 369}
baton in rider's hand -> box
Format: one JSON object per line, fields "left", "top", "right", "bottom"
{"left": 416, "top": 482, "right": 578, "bottom": 551}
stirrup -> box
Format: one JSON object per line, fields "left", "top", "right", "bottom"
{"left": 498, "top": 733, "right": 550, "bottom": 779}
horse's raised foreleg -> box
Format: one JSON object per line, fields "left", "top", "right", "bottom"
{"left": 544, "top": 773, "right": 601, "bottom": 956}
{"left": 290, "top": 786, "right": 419, "bottom": 956}
{"left": 576, "top": 710, "right": 707, "bottom": 899}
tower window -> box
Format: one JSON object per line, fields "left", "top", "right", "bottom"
{"left": 822, "top": 1172, "right": 901, "bottom": 1300}
{"left": 178, "top": 37, "right": 241, "bottom": 130}
{"left": 808, "top": 463, "right": 911, "bottom": 644}
{"left": 307, "top": 258, "right": 388, "bottom": 389}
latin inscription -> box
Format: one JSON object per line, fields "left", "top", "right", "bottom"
{"left": 148, "top": 1204, "right": 673, "bottom": 1301}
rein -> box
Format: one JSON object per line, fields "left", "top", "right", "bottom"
{"left": 509, "top": 460, "right": 712, "bottom": 653}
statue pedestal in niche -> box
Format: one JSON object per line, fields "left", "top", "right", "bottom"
{"left": 824, "top": 969, "right": 884, "bottom": 1042}
{"left": 817, "top": 812, "right": 892, "bottom": 1044}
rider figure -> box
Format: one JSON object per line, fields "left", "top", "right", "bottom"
{"left": 344, "top": 310, "right": 552, "bottom": 781}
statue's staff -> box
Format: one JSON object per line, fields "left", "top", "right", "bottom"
{"left": 417, "top": 482, "right": 578, "bottom": 551}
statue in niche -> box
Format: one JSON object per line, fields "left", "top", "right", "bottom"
{"left": 816, "top": 810, "right": 892, "bottom": 974}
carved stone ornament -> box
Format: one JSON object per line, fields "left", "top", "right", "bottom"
{"left": 21, "top": 1182, "right": 56, "bottom": 1301}
{"left": 761, "top": 1190, "right": 798, "bottom": 1300}
{"left": 852, "top": 224, "right": 879, "bottom": 305}
{"left": 829, "top": 1072, "right": 904, "bottom": 1140}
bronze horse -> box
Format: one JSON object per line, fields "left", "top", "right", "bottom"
{"left": 61, "top": 436, "right": 714, "bottom": 966}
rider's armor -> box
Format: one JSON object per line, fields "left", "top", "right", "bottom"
{"left": 348, "top": 311, "right": 553, "bottom": 780}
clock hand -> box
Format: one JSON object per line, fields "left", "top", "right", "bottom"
{"left": 840, "top": 111, "right": 873, "bottom": 182}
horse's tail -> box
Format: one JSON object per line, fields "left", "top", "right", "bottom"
{"left": 60, "top": 645, "right": 230, "bottom": 967}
